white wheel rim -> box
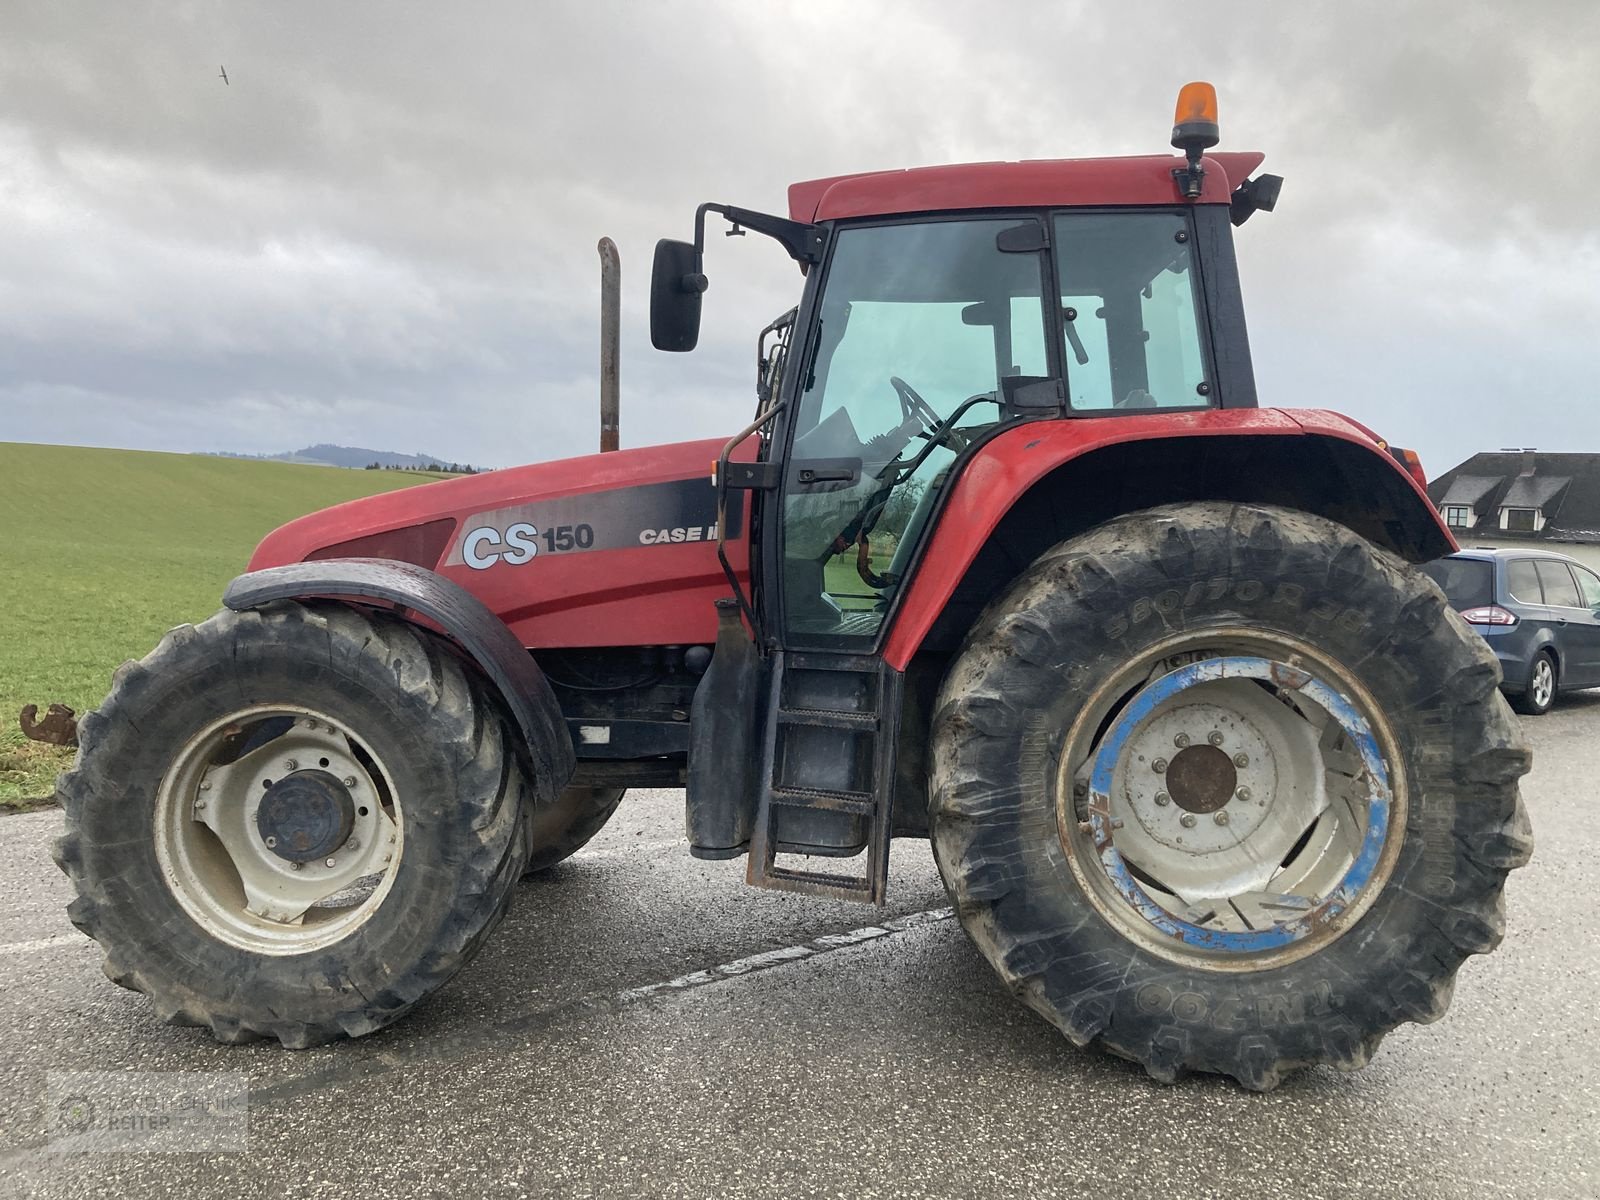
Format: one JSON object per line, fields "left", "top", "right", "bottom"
{"left": 1058, "top": 632, "right": 1405, "bottom": 971}
{"left": 154, "top": 705, "right": 404, "bottom": 955}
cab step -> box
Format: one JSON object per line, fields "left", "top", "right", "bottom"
{"left": 747, "top": 651, "right": 900, "bottom": 905}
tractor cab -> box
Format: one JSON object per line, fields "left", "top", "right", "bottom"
{"left": 651, "top": 86, "right": 1290, "bottom": 899}
{"left": 653, "top": 107, "right": 1280, "bottom": 658}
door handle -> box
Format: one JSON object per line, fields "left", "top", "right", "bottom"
{"left": 794, "top": 459, "right": 860, "bottom": 485}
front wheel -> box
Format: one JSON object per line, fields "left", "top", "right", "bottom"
{"left": 929, "top": 503, "right": 1533, "bottom": 1089}
{"left": 53, "top": 601, "right": 537, "bottom": 1047}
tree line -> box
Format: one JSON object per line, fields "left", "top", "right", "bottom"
{"left": 366, "top": 462, "right": 482, "bottom": 475}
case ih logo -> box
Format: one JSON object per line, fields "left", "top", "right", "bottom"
{"left": 446, "top": 479, "right": 738, "bottom": 571}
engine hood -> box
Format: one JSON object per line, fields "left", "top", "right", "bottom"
{"left": 247, "top": 438, "right": 748, "bottom": 650}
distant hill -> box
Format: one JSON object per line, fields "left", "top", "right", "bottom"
{"left": 205, "top": 444, "right": 482, "bottom": 472}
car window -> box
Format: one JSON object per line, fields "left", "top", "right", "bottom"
{"left": 1506, "top": 559, "right": 1543, "bottom": 604}
{"left": 1576, "top": 565, "right": 1600, "bottom": 609}
{"left": 1536, "top": 560, "right": 1582, "bottom": 608}
{"left": 1420, "top": 557, "right": 1493, "bottom": 609}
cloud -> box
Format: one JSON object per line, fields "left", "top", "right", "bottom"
{"left": 0, "top": 0, "right": 1594, "bottom": 475}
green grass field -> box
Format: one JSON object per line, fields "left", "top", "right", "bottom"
{"left": 0, "top": 443, "right": 445, "bottom": 807}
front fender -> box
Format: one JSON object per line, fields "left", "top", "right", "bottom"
{"left": 881, "top": 408, "right": 1453, "bottom": 669}
{"left": 223, "top": 558, "right": 575, "bottom": 796}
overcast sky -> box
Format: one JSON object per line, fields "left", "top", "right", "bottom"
{"left": 1, "top": 1, "right": 1595, "bottom": 475}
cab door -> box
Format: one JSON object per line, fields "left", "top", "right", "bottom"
{"left": 777, "top": 216, "right": 1052, "bottom": 648}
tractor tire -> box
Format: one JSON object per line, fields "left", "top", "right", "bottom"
{"left": 52, "top": 600, "right": 536, "bottom": 1048}
{"left": 1510, "top": 650, "right": 1557, "bottom": 716}
{"left": 929, "top": 502, "right": 1533, "bottom": 1090}
{"left": 523, "top": 786, "right": 626, "bottom": 874}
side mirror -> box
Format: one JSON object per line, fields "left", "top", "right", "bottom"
{"left": 650, "top": 239, "right": 707, "bottom": 352}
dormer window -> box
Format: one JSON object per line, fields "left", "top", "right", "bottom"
{"left": 1501, "top": 507, "right": 1539, "bottom": 532}
{"left": 1442, "top": 505, "right": 1472, "bottom": 529}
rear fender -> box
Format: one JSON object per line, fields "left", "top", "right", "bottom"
{"left": 223, "top": 558, "right": 575, "bottom": 798}
{"left": 882, "top": 409, "right": 1455, "bottom": 668}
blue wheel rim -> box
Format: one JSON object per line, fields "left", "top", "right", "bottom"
{"left": 1082, "top": 655, "right": 1393, "bottom": 955}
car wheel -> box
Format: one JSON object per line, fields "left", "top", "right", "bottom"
{"left": 1513, "top": 651, "right": 1557, "bottom": 716}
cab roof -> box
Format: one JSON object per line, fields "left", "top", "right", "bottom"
{"left": 788, "top": 152, "right": 1266, "bottom": 224}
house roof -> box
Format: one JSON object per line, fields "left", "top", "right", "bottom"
{"left": 1501, "top": 474, "right": 1570, "bottom": 509}
{"left": 1427, "top": 451, "right": 1600, "bottom": 544}
{"left": 1438, "top": 475, "right": 1499, "bottom": 507}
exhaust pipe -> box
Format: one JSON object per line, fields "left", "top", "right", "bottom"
{"left": 598, "top": 237, "right": 620, "bottom": 452}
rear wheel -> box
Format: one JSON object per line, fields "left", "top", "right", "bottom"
{"left": 1512, "top": 651, "right": 1557, "bottom": 716}
{"left": 53, "top": 601, "right": 536, "bottom": 1047}
{"left": 929, "top": 503, "right": 1533, "bottom": 1089}
{"left": 524, "top": 786, "right": 626, "bottom": 874}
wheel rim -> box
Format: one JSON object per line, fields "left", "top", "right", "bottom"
{"left": 154, "top": 705, "right": 404, "bottom": 955}
{"left": 1057, "top": 632, "right": 1405, "bottom": 971}
{"left": 1532, "top": 658, "right": 1554, "bottom": 708}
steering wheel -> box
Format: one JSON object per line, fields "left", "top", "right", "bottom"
{"left": 889, "top": 376, "right": 942, "bottom": 433}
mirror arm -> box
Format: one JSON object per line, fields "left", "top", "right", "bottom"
{"left": 695, "top": 203, "right": 825, "bottom": 267}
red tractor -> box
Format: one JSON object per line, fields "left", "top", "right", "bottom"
{"left": 55, "top": 86, "right": 1531, "bottom": 1088}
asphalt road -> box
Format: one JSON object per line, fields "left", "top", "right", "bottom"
{"left": 2, "top": 695, "right": 1598, "bottom": 1198}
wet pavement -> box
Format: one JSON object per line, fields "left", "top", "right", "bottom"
{"left": 2, "top": 694, "right": 1597, "bottom": 1198}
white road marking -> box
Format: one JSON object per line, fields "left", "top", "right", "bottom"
{"left": 0, "top": 933, "right": 89, "bottom": 956}
{"left": 614, "top": 907, "right": 955, "bottom": 1003}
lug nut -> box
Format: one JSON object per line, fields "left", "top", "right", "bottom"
{"left": 1214, "top": 811, "right": 1230, "bottom": 826}
{"left": 346, "top": 838, "right": 359, "bottom": 851}
{"left": 1233, "top": 753, "right": 1249, "bottom": 768}
{"left": 1180, "top": 814, "right": 1198, "bottom": 828}
{"left": 302, "top": 718, "right": 317, "bottom": 728}
{"left": 264, "top": 836, "right": 277, "bottom": 849}
{"left": 199, "top": 779, "right": 213, "bottom": 792}
{"left": 285, "top": 759, "right": 298, "bottom": 771}
{"left": 1152, "top": 758, "right": 1168, "bottom": 774}
{"left": 343, "top": 776, "right": 358, "bottom": 788}
{"left": 325, "top": 858, "right": 337, "bottom": 868}
{"left": 289, "top": 861, "right": 303, "bottom": 871}
{"left": 1174, "top": 733, "right": 1191, "bottom": 748}
{"left": 1154, "top": 791, "right": 1171, "bottom": 807}
{"left": 1236, "top": 786, "right": 1252, "bottom": 802}
{"left": 1208, "top": 732, "right": 1224, "bottom": 746}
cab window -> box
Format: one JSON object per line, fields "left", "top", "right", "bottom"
{"left": 1054, "top": 212, "right": 1210, "bottom": 411}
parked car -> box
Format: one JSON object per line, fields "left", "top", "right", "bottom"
{"left": 1421, "top": 547, "right": 1600, "bottom": 714}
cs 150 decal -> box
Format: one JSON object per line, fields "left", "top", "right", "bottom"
{"left": 445, "top": 478, "right": 743, "bottom": 571}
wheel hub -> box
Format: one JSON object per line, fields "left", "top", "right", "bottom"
{"left": 1120, "top": 699, "right": 1279, "bottom": 857}
{"left": 255, "top": 770, "right": 356, "bottom": 863}
{"left": 1167, "top": 744, "right": 1235, "bottom": 814}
